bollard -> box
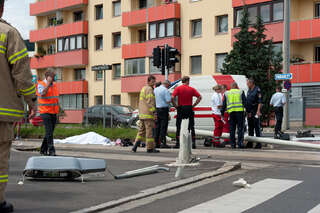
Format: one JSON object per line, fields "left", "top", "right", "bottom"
{"left": 175, "top": 119, "right": 192, "bottom": 179}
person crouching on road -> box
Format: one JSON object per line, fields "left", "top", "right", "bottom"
{"left": 154, "top": 80, "right": 172, "bottom": 149}
{"left": 221, "top": 82, "right": 247, "bottom": 149}
{"left": 37, "top": 69, "right": 59, "bottom": 156}
{"left": 132, "top": 75, "right": 160, "bottom": 153}
{"left": 211, "top": 85, "right": 224, "bottom": 148}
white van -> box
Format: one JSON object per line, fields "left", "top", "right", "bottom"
{"left": 168, "top": 75, "right": 248, "bottom": 131}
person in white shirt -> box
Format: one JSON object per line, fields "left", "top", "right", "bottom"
{"left": 270, "top": 86, "right": 286, "bottom": 138}
{"left": 211, "top": 85, "right": 224, "bottom": 147}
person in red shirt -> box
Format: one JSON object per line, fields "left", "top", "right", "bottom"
{"left": 172, "top": 76, "right": 202, "bottom": 149}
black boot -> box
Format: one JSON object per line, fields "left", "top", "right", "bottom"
{"left": 0, "top": 201, "right": 13, "bottom": 213}
{"left": 192, "top": 141, "right": 196, "bottom": 149}
{"left": 132, "top": 141, "right": 141, "bottom": 152}
{"left": 147, "top": 149, "right": 160, "bottom": 153}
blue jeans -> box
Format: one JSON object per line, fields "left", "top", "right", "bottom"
{"left": 40, "top": 113, "right": 57, "bottom": 155}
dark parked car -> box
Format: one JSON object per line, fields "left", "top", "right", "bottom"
{"left": 83, "top": 105, "right": 136, "bottom": 127}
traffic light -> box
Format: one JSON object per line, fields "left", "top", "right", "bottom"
{"left": 166, "top": 45, "right": 179, "bottom": 69}
{"left": 152, "top": 46, "right": 161, "bottom": 68}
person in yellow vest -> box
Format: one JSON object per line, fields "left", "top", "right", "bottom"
{"left": 0, "top": 0, "right": 37, "bottom": 211}
{"left": 221, "top": 82, "right": 247, "bottom": 149}
{"left": 36, "top": 69, "right": 59, "bottom": 156}
{"left": 132, "top": 75, "right": 160, "bottom": 153}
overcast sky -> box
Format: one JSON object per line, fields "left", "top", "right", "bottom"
{"left": 3, "top": 0, "right": 35, "bottom": 39}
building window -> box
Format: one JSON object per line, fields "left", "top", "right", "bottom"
{"left": 70, "top": 37, "right": 76, "bottom": 50}
{"left": 273, "top": 43, "right": 282, "bottom": 55}
{"left": 74, "top": 11, "right": 84, "bottom": 22}
{"left": 316, "top": 3, "right": 320, "bottom": 18}
{"left": 113, "top": 64, "right": 121, "bottom": 79}
{"left": 167, "top": 20, "right": 174, "bottom": 37}
{"left": 158, "top": 22, "right": 166, "bottom": 38}
{"left": 75, "top": 68, "right": 86, "bottom": 81}
{"left": 113, "top": 1, "right": 121, "bottom": 17}
{"left": 150, "top": 23, "right": 157, "bottom": 39}
{"left": 48, "top": 44, "right": 55, "bottom": 55}
{"left": 63, "top": 37, "right": 69, "bottom": 51}
{"left": 234, "top": 1, "right": 283, "bottom": 27}
{"left": 216, "top": 53, "right": 227, "bottom": 73}
{"left": 139, "top": 0, "right": 147, "bottom": 9}
{"left": 273, "top": 2, "right": 284, "bottom": 21}
{"left": 95, "top": 35, "right": 103, "bottom": 50}
{"left": 77, "top": 35, "right": 83, "bottom": 49}
{"left": 139, "top": 29, "right": 147, "bottom": 42}
{"left": 112, "top": 95, "right": 121, "bottom": 105}
{"left": 96, "top": 70, "right": 103, "bottom": 81}
{"left": 61, "top": 94, "right": 87, "bottom": 109}
{"left": 95, "top": 4, "right": 103, "bottom": 20}
{"left": 58, "top": 39, "right": 63, "bottom": 52}
{"left": 95, "top": 96, "right": 103, "bottom": 105}
{"left": 191, "top": 19, "right": 202, "bottom": 37}
{"left": 113, "top": 32, "right": 121, "bottom": 48}
{"left": 248, "top": 6, "right": 258, "bottom": 24}
{"left": 315, "top": 46, "right": 320, "bottom": 62}
{"left": 217, "top": 15, "right": 228, "bottom": 33}
{"left": 260, "top": 4, "right": 271, "bottom": 23}
{"left": 191, "top": 55, "right": 202, "bottom": 74}
{"left": 55, "top": 69, "right": 63, "bottom": 82}
{"left": 125, "top": 58, "right": 145, "bottom": 76}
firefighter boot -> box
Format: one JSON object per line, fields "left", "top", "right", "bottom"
{"left": 132, "top": 141, "right": 141, "bottom": 152}
{"left": 0, "top": 201, "right": 13, "bottom": 213}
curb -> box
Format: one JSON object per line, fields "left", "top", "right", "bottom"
{"left": 70, "top": 161, "right": 241, "bottom": 213}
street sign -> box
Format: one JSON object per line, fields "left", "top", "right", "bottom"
{"left": 91, "top": 64, "right": 112, "bottom": 71}
{"left": 275, "top": 73, "right": 292, "bottom": 80}
{"left": 284, "top": 80, "right": 292, "bottom": 90}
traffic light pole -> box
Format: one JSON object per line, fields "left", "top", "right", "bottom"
{"left": 283, "top": 0, "right": 290, "bottom": 131}
{"left": 103, "top": 69, "right": 106, "bottom": 129}
{"left": 165, "top": 44, "right": 169, "bottom": 81}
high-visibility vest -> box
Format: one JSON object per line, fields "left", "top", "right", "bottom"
{"left": 36, "top": 81, "right": 59, "bottom": 114}
{"left": 225, "top": 89, "right": 244, "bottom": 113}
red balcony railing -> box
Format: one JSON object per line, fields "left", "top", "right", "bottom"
{"left": 30, "top": 0, "right": 88, "bottom": 16}
{"left": 30, "top": 49, "right": 88, "bottom": 69}
{"left": 122, "top": 3, "right": 180, "bottom": 27}
{"left": 56, "top": 80, "right": 88, "bottom": 94}
{"left": 121, "top": 73, "right": 181, "bottom": 93}
{"left": 59, "top": 110, "right": 86, "bottom": 124}
{"left": 232, "top": 0, "right": 272, "bottom": 7}
{"left": 290, "top": 63, "right": 320, "bottom": 83}
{"left": 30, "top": 21, "right": 88, "bottom": 42}
{"left": 291, "top": 18, "right": 320, "bottom": 40}
{"left": 122, "top": 37, "right": 181, "bottom": 59}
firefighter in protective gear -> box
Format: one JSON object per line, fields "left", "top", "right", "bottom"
{"left": 36, "top": 69, "right": 59, "bottom": 156}
{"left": 132, "top": 75, "right": 160, "bottom": 153}
{"left": 221, "top": 82, "right": 246, "bottom": 149}
{"left": 0, "top": 0, "right": 37, "bottom": 211}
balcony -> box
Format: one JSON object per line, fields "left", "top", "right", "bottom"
{"left": 122, "top": 37, "right": 181, "bottom": 59}
{"left": 291, "top": 18, "right": 320, "bottom": 41}
{"left": 122, "top": 3, "right": 180, "bottom": 27}
{"left": 290, "top": 63, "right": 320, "bottom": 83}
{"left": 59, "top": 110, "right": 86, "bottom": 124}
{"left": 30, "top": 21, "right": 88, "bottom": 42}
{"left": 30, "top": 49, "right": 88, "bottom": 69}
{"left": 56, "top": 80, "right": 88, "bottom": 95}
{"left": 30, "top": 0, "right": 88, "bottom": 16}
{"left": 232, "top": 0, "right": 271, "bottom": 7}
{"left": 121, "top": 73, "right": 181, "bottom": 93}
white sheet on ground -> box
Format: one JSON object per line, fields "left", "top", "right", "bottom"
{"left": 54, "top": 132, "right": 114, "bottom": 146}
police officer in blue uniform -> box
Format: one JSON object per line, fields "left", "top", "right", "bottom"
{"left": 246, "top": 79, "right": 263, "bottom": 149}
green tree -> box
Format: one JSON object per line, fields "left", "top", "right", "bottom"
{"left": 221, "top": 9, "right": 282, "bottom": 125}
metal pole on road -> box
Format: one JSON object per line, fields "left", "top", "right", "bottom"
{"left": 283, "top": 0, "right": 291, "bottom": 131}
{"left": 103, "top": 70, "right": 106, "bottom": 129}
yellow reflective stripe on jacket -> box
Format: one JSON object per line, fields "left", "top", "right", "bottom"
{"left": 20, "top": 85, "right": 36, "bottom": 96}
{"left": 0, "top": 108, "right": 24, "bottom": 118}
{"left": 149, "top": 107, "right": 156, "bottom": 112}
{"left": 139, "top": 114, "right": 154, "bottom": 119}
{"left": 8, "top": 48, "right": 28, "bottom": 64}
{"left": 0, "top": 45, "right": 6, "bottom": 54}
{"left": 0, "top": 33, "right": 6, "bottom": 42}
{"left": 145, "top": 94, "right": 155, "bottom": 99}
{"left": 0, "top": 174, "right": 8, "bottom": 182}
{"left": 146, "top": 138, "right": 154, "bottom": 142}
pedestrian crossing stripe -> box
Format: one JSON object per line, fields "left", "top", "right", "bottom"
{"left": 308, "top": 204, "right": 320, "bottom": 213}
{"left": 179, "top": 178, "right": 302, "bottom": 213}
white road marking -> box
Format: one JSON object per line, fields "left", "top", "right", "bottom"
{"left": 308, "top": 204, "right": 320, "bottom": 213}
{"left": 179, "top": 178, "right": 302, "bottom": 213}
